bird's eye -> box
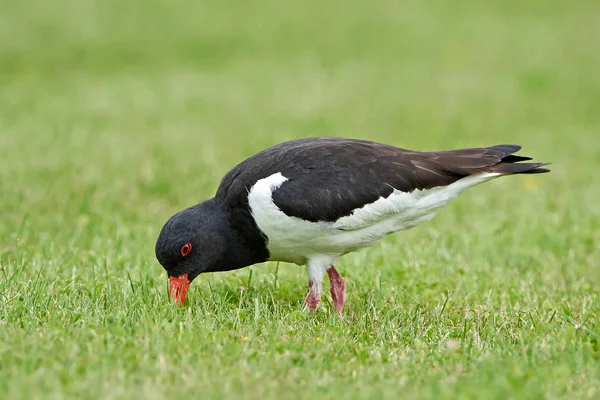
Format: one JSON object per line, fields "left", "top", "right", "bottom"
{"left": 180, "top": 242, "right": 192, "bottom": 257}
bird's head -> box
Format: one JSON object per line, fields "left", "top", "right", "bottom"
{"left": 155, "top": 200, "right": 229, "bottom": 304}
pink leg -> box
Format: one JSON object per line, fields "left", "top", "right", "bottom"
{"left": 328, "top": 265, "right": 346, "bottom": 313}
{"left": 303, "top": 280, "right": 321, "bottom": 313}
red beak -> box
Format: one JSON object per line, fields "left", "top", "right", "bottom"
{"left": 169, "top": 274, "right": 191, "bottom": 305}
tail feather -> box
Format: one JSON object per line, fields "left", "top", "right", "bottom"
{"left": 501, "top": 155, "right": 533, "bottom": 163}
{"left": 430, "top": 144, "right": 550, "bottom": 177}
{"left": 488, "top": 144, "right": 550, "bottom": 175}
{"left": 492, "top": 162, "right": 551, "bottom": 175}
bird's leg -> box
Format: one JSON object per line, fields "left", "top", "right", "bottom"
{"left": 327, "top": 265, "right": 346, "bottom": 313}
{"left": 304, "top": 280, "right": 321, "bottom": 313}
{"left": 304, "top": 260, "right": 327, "bottom": 313}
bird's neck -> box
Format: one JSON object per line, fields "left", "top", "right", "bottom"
{"left": 205, "top": 199, "right": 269, "bottom": 272}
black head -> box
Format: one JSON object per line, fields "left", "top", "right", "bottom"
{"left": 155, "top": 199, "right": 231, "bottom": 303}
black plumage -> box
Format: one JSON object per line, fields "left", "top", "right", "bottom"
{"left": 216, "top": 137, "right": 549, "bottom": 223}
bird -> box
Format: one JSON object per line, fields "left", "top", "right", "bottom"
{"left": 155, "top": 136, "right": 549, "bottom": 313}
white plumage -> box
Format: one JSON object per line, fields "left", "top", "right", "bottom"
{"left": 248, "top": 171, "right": 501, "bottom": 297}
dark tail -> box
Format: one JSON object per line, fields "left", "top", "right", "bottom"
{"left": 486, "top": 144, "right": 550, "bottom": 175}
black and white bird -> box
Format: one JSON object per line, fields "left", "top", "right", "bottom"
{"left": 155, "top": 137, "right": 549, "bottom": 313}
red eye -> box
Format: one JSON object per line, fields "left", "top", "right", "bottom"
{"left": 180, "top": 242, "right": 192, "bottom": 257}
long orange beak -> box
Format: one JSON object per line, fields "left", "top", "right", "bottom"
{"left": 169, "top": 274, "right": 191, "bottom": 305}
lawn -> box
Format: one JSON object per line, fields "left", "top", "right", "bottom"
{"left": 1, "top": 0, "right": 599, "bottom": 399}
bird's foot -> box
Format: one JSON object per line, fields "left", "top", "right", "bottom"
{"left": 303, "top": 280, "right": 321, "bottom": 313}
{"left": 328, "top": 265, "right": 346, "bottom": 313}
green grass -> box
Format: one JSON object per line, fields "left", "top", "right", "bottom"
{"left": 1, "top": 0, "right": 599, "bottom": 398}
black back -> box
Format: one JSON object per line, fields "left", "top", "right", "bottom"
{"left": 215, "top": 137, "right": 548, "bottom": 223}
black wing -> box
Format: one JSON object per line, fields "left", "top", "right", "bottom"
{"left": 215, "top": 137, "right": 548, "bottom": 223}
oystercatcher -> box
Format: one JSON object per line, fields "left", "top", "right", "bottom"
{"left": 155, "top": 137, "right": 549, "bottom": 313}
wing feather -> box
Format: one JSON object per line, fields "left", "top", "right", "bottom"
{"left": 215, "top": 137, "right": 548, "bottom": 223}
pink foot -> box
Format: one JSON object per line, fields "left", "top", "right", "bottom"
{"left": 303, "top": 280, "right": 321, "bottom": 313}
{"left": 328, "top": 266, "right": 346, "bottom": 313}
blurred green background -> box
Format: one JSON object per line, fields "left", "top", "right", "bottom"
{"left": 1, "top": 1, "right": 599, "bottom": 399}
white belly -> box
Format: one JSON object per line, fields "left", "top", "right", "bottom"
{"left": 247, "top": 172, "right": 499, "bottom": 265}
